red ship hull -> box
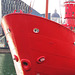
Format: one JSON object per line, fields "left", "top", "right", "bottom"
{"left": 1, "top": 13, "right": 75, "bottom": 75}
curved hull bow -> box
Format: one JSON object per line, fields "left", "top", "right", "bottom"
{"left": 1, "top": 13, "right": 75, "bottom": 75}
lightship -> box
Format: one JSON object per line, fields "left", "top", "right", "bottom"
{"left": 1, "top": 0, "right": 75, "bottom": 75}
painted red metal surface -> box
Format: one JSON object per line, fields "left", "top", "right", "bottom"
{"left": 1, "top": 13, "right": 75, "bottom": 75}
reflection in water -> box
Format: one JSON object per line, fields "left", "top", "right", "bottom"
{"left": 0, "top": 54, "right": 16, "bottom": 75}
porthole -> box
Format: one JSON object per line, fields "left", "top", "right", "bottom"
{"left": 72, "top": 12, "right": 74, "bottom": 14}
{"left": 33, "top": 28, "right": 39, "bottom": 33}
{"left": 67, "top": 7, "right": 68, "bottom": 9}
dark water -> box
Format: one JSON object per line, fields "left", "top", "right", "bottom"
{"left": 0, "top": 54, "right": 16, "bottom": 75}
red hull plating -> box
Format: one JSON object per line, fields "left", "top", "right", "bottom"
{"left": 1, "top": 13, "right": 75, "bottom": 75}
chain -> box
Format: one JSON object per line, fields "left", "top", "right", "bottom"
{"left": 0, "top": 35, "right": 6, "bottom": 41}
{"left": 0, "top": 29, "right": 10, "bottom": 41}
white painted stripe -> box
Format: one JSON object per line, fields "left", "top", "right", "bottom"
{"left": 65, "top": 3, "right": 75, "bottom": 4}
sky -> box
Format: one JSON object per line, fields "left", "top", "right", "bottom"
{"left": 0, "top": 0, "right": 69, "bottom": 23}
{"left": 22, "top": 0, "right": 65, "bottom": 19}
